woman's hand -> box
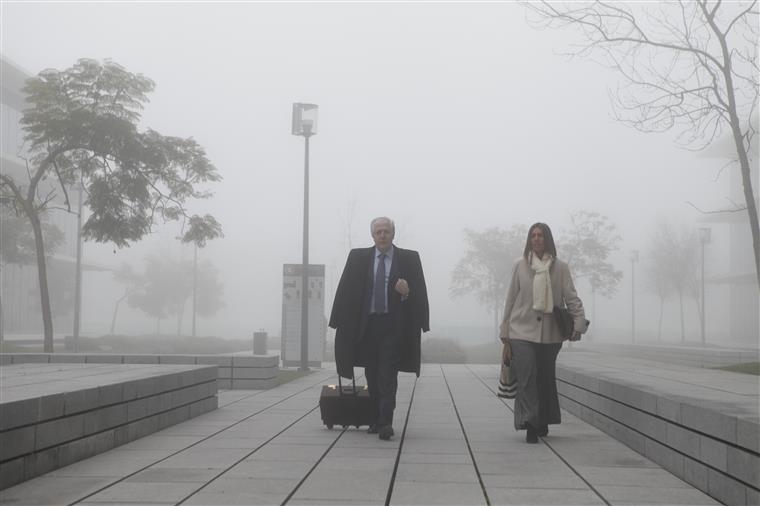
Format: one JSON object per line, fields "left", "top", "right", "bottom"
{"left": 501, "top": 338, "right": 512, "bottom": 363}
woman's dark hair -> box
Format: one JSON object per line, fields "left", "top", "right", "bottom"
{"left": 523, "top": 222, "right": 557, "bottom": 260}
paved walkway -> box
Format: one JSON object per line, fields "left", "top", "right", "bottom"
{"left": 1, "top": 364, "right": 718, "bottom": 505}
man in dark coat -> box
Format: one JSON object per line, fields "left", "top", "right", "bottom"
{"left": 329, "top": 217, "right": 429, "bottom": 440}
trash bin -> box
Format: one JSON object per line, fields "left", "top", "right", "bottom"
{"left": 253, "top": 331, "right": 268, "bottom": 355}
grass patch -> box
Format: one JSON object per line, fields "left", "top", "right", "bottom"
{"left": 714, "top": 362, "right": 760, "bottom": 376}
{"left": 276, "top": 368, "right": 313, "bottom": 386}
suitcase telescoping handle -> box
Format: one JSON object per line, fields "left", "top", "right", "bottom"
{"left": 337, "top": 374, "right": 358, "bottom": 396}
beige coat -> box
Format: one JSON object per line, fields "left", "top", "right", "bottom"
{"left": 499, "top": 257, "right": 587, "bottom": 344}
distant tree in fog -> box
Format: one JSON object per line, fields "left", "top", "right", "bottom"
{"left": 646, "top": 220, "right": 701, "bottom": 342}
{"left": 0, "top": 58, "right": 223, "bottom": 352}
{"left": 450, "top": 225, "right": 527, "bottom": 338}
{"left": 527, "top": 1, "right": 759, "bottom": 288}
{"left": 559, "top": 210, "right": 623, "bottom": 335}
{"left": 109, "top": 264, "right": 143, "bottom": 334}
{"left": 127, "top": 255, "right": 224, "bottom": 335}
{"left": 560, "top": 210, "right": 623, "bottom": 298}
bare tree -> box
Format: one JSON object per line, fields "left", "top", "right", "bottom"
{"left": 646, "top": 220, "right": 701, "bottom": 341}
{"left": 559, "top": 210, "right": 623, "bottom": 336}
{"left": 450, "top": 225, "right": 527, "bottom": 338}
{"left": 527, "top": 1, "right": 759, "bottom": 287}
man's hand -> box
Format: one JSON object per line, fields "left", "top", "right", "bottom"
{"left": 395, "top": 278, "right": 410, "bottom": 297}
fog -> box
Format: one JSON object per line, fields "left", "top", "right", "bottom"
{"left": 3, "top": 3, "right": 755, "bottom": 346}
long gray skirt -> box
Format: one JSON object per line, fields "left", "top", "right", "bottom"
{"left": 510, "top": 340, "right": 562, "bottom": 431}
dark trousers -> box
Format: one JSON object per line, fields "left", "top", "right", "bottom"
{"left": 510, "top": 340, "right": 562, "bottom": 431}
{"left": 364, "top": 314, "right": 400, "bottom": 427}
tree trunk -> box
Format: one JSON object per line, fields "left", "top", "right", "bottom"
{"left": 679, "top": 291, "right": 685, "bottom": 343}
{"left": 176, "top": 301, "right": 186, "bottom": 337}
{"left": 29, "top": 210, "right": 54, "bottom": 352}
{"left": 493, "top": 301, "right": 499, "bottom": 342}
{"left": 590, "top": 287, "right": 596, "bottom": 341}
{"left": 109, "top": 289, "right": 130, "bottom": 334}
{"left": 718, "top": 31, "right": 760, "bottom": 289}
{"left": 657, "top": 297, "right": 664, "bottom": 341}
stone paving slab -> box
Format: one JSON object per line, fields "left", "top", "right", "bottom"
{"left": 0, "top": 363, "right": 720, "bottom": 505}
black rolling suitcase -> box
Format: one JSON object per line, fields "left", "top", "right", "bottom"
{"left": 319, "top": 376, "right": 373, "bottom": 429}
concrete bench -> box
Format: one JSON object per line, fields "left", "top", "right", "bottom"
{"left": 1, "top": 353, "right": 279, "bottom": 390}
{"left": 556, "top": 350, "right": 759, "bottom": 506}
{"left": 0, "top": 363, "right": 218, "bottom": 490}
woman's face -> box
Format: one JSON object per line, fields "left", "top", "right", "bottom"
{"left": 530, "top": 227, "right": 545, "bottom": 258}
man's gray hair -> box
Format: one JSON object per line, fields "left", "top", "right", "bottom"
{"left": 370, "top": 216, "right": 395, "bottom": 235}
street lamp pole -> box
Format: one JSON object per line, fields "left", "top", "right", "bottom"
{"left": 300, "top": 130, "right": 311, "bottom": 371}
{"left": 630, "top": 250, "right": 639, "bottom": 343}
{"left": 292, "top": 103, "right": 318, "bottom": 372}
{"left": 699, "top": 228, "right": 711, "bottom": 345}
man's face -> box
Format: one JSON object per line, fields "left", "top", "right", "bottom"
{"left": 372, "top": 220, "right": 394, "bottom": 252}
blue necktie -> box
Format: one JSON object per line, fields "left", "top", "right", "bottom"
{"left": 374, "top": 253, "right": 386, "bottom": 314}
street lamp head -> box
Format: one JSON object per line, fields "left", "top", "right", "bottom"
{"left": 292, "top": 103, "right": 318, "bottom": 137}
{"left": 630, "top": 250, "right": 639, "bottom": 262}
{"left": 699, "top": 227, "right": 712, "bottom": 245}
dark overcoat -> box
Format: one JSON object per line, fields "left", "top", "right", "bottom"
{"left": 328, "top": 245, "right": 430, "bottom": 380}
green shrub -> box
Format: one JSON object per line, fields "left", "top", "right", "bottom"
{"left": 421, "top": 337, "right": 467, "bottom": 363}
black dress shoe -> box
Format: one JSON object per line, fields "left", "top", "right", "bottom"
{"left": 526, "top": 425, "right": 538, "bottom": 444}
{"left": 537, "top": 425, "right": 548, "bottom": 437}
{"left": 378, "top": 425, "right": 394, "bottom": 440}
{"left": 367, "top": 425, "right": 378, "bottom": 434}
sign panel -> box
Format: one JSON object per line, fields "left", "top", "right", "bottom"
{"left": 281, "top": 264, "right": 326, "bottom": 367}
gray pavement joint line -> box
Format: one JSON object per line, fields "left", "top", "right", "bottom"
{"left": 217, "top": 388, "right": 266, "bottom": 407}
{"left": 175, "top": 404, "right": 324, "bottom": 506}
{"left": 440, "top": 364, "right": 491, "bottom": 506}
{"left": 556, "top": 377, "right": 760, "bottom": 458}
{"left": 217, "top": 370, "right": 348, "bottom": 409}
{"left": 67, "top": 375, "right": 332, "bottom": 505}
{"left": 384, "top": 376, "right": 417, "bottom": 506}
{"left": 464, "top": 364, "right": 612, "bottom": 506}
{"left": 558, "top": 390, "right": 760, "bottom": 493}
{"left": 279, "top": 427, "right": 348, "bottom": 505}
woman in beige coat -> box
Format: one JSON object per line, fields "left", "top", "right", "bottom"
{"left": 500, "top": 223, "right": 587, "bottom": 443}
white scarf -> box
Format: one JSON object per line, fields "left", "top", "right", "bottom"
{"left": 531, "top": 253, "right": 554, "bottom": 314}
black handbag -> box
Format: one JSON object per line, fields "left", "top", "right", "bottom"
{"left": 553, "top": 305, "right": 576, "bottom": 340}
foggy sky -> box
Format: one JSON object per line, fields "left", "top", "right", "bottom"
{"left": 1, "top": 2, "right": 741, "bottom": 343}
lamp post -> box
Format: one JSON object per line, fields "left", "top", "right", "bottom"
{"left": 699, "top": 227, "right": 711, "bottom": 345}
{"left": 630, "top": 249, "right": 639, "bottom": 343}
{"left": 292, "top": 103, "right": 318, "bottom": 372}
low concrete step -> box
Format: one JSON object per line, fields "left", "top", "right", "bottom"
{"left": 1, "top": 353, "right": 279, "bottom": 390}
{"left": 0, "top": 362, "right": 218, "bottom": 489}
{"left": 557, "top": 351, "right": 759, "bottom": 506}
